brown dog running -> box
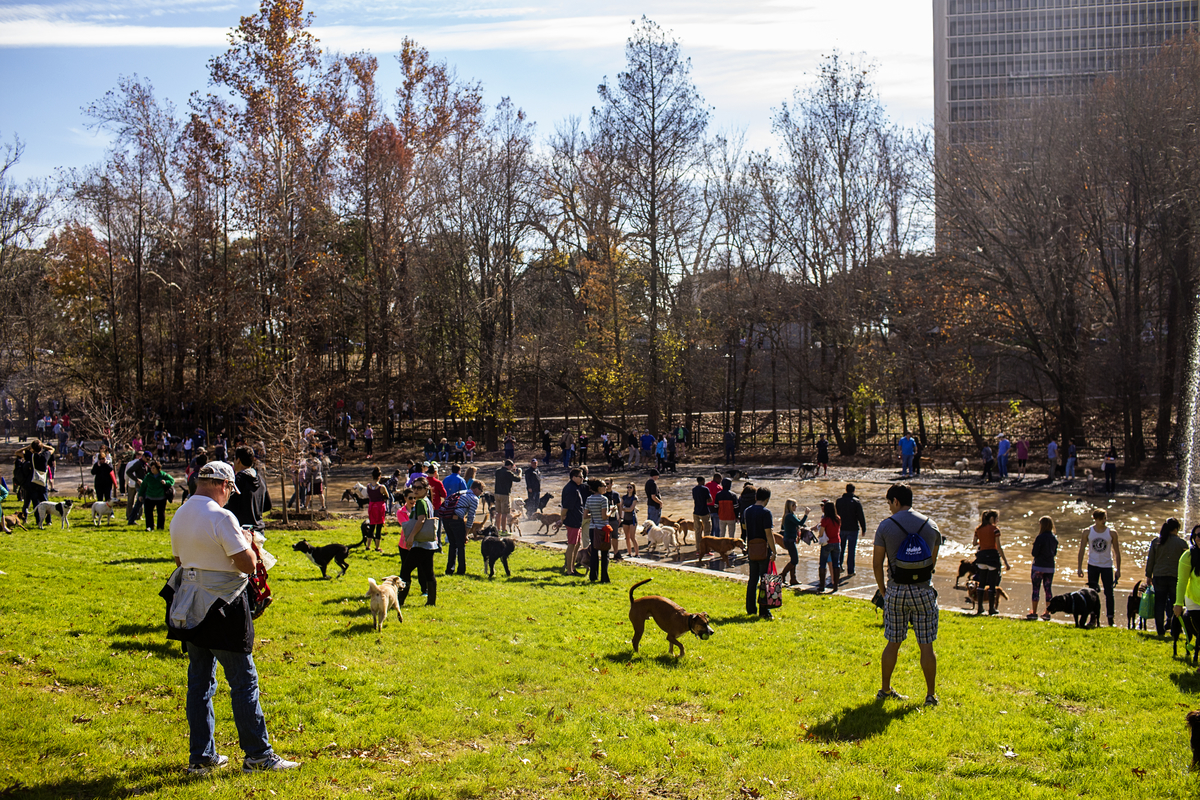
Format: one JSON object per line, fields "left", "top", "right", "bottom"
{"left": 628, "top": 578, "right": 714, "bottom": 658}
{"left": 696, "top": 535, "right": 745, "bottom": 567}
{"left": 534, "top": 511, "right": 562, "bottom": 535}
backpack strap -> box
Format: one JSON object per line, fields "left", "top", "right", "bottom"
{"left": 885, "top": 514, "right": 929, "bottom": 538}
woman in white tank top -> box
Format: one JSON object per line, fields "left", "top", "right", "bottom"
{"left": 1076, "top": 508, "right": 1122, "bottom": 626}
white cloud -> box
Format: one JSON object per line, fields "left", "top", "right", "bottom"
{"left": 0, "top": 19, "right": 228, "bottom": 46}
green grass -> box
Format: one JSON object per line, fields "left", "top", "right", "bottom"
{"left": 1, "top": 501, "right": 1198, "bottom": 799}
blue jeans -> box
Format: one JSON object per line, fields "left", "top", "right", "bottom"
{"left": 900, "top": 454, "right": 913, "bottom": 475}
{"left": 839, "top": 530, "right": 859, "bottom": 573}
{"left": 647, "top": 505, "right": 661, "bottom": 524}
{"left": 997, "top": 454, "right": 1009, "bottom": 478}
{"left": 1065, "top": 457, "right": 1076, "bottom": 479}
{"left": 186, "top": 642, "right": 272, "bottom": 763}
{"left": 710, "top": 512, "right": 720, "bottom": 539}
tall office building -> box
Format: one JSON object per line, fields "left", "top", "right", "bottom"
{"left": 934, "top": 0, "right": 1200, "bottom": 144}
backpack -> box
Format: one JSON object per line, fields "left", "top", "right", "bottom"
{"left": 888, "top": 514, "right": 934, "bottom": 584}
{"left": 436, "top": 491, "right": 466, "bottom": 522}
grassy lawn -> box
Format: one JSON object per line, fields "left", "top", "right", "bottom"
{"left": 1, "top": 501, "right": 1198, "bottom": 799}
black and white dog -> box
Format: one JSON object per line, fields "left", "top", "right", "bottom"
{"left": 479, "top": 527, "right": 517, "bottom": 578}
{"left": 34, "top": 500, "right": 73, "bottom": 529}
{"left": 293, "top": 533, "right": 367, "bottom": 579}
{"left": 1047, "top": 587, "right": 1102, "bottom": 628}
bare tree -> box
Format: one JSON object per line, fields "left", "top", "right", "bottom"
{"left": 595, "top": 16, "right": 709, "bottom": 432}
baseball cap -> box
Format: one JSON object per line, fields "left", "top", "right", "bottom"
{"left": 197, "top": 460, "right": 240, "bottom": 493}
{"left": 142, "top": 450, "right": 153, "bottom": 458}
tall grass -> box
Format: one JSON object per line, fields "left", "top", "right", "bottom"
{"left": 1, "top": 504, "right": 1198, "bottom": 798}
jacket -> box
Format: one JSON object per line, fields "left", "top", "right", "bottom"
{"left": 834, "top": 493, "right": 867, "bottom": 534}
{"left": 1176, "top": 549, "right": 1200, "bottom": 609}
{"left": 160, "top": 567, "right": 254, "bottom": 653}
{"left": 138, "top": 470, "right": 175, "bottom": 501}
{"left": 1031, "top": 530, "right": 1058, "bottom": 569}
{"left": 225, "top": 467, "right": 273, "bottom": 529}
{"left": 1146, "top": 535, "right": 1188, "bottom": 579}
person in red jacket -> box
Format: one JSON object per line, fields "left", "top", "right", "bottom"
{"left": 424, "top": 464, "right": 447, "bottom": 511}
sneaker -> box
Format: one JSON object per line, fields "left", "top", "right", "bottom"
{"left": 1025, "top": 613, "right": 1038, "bottom": 620}
{"left": 876, "top": 688, "right": 907, "bottom": 701}
{"left": 187, "top": 755, "right": 228, "bottom": 775}
{"left": 923, "top": 695, "right": 939, "bottom": 707}
{"left": 1041, "top": 612, "right": 1052, "bottom": 621}
{"left": 988, "top": 609, "right": 999, "bottom": 615}
{"left": 242, "top": 754, "right": 299, "bottom": 773}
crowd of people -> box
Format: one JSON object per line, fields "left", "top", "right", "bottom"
{"left": 896, "top": 430, "right": 1122, "bottom": 494}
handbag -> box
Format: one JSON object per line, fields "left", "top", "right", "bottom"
{"left": 30, "top": 461, "right": 48, "bottom": 487}
{"left": 817, "top": 526, "right": 829, "bottom": 546}
{"left": 759, "top": 561, "right": 784, "bottom": 609}
{"left": 402, "top": 518, "right": 439, "bottom": 545}
{"left": 747, "top": 537, "right": 769, "bottom": 561}
{"left": 593, "top": 525, "right": 611, "bottom": 552}
{"left": 1138, "top": 585, "right": 1155, "bottom": 619}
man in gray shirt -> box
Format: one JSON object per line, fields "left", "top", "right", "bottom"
{"left": 872, "top": 483, "right": 941, "bottom": 707}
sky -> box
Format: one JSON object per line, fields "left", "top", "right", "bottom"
{"left": 0, "top": 0, "right": 934, "bottom": 182}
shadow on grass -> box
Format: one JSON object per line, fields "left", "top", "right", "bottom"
{"left": 10, "top": 762, "right": 188, "bottom": 799}
{"left": 1168, "top": 668, "right": 1200, "bottom": 692}
{"left": 105, "top": 556, "right": 175, "bottom": 566}
{"left": 109, "top": 638, "right": 181, "bottom": 658}
{"left": 708, "top": 614, "right": 762, "bottom": 626}
{"left": 111, "top": 622, "right": 163, "bottom": 637}
{"left": 602, "top": 649, "right": 687, "bottom": 666}
{"left": 331, "top": 622, "right": 378, "bottom": 637}
{"left": 808, "top": 701, "right": 919, "bottom": 742}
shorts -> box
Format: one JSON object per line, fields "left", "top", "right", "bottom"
{"left": 566, "top": 527, "right": 581, "bottom": 545}
{"left": 495, "top": 495, "right": 511, "bottom": 516}
{"left": 367, "top": 501, "right": 386, "bottom": 526}
{"left": 311, "top": 480, "right": 323, "bottom": 494}
{"left": 622, "top": 513, "right": 636, "bottom": 526}
{"left": 883, "top": 583, "right": 939, "bottom": 645}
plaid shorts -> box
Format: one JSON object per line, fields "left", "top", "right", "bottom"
{"left": 884, "top": 583, "right": 939, "bottom": 644}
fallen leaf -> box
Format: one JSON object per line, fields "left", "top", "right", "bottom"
{"left": 1132, "top": 767, "right": 1146, "bottom": 779}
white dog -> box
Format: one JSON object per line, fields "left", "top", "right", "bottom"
{"left": 366, "top": 576, "right": 406, "bottom": 632}
{"left": 639, "top": 521, "right": 681, "bottom": 556}
{"left": 91, "top": 501, "right": 115, "bottom": 525}
{"left": 955, "top": 459, "right": 969, "bottom": 476}
{"left": 35, "top": 500, "right": 73, "bottom": 529}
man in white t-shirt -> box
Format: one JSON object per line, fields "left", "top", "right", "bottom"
{"left": 168, "top": 461, "right": 299, "bottom": 775}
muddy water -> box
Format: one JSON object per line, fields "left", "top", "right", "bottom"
{"left": 554, "top": 473, "right": 1185, "bottom": 618}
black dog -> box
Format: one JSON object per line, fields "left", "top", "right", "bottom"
{"left": 1047, "top": 588, "right": 1101, "bottom": 628}
{"left": 480, "top": 492, "right": 495, "bottom": 515}
{"left": 537, "top": 492, "right": 553, "bottom": 512}
{"left": 480, "top": 529, "right": 517, "bottom": 578}
{"left": 293, "top": 536, "right": 366, "bottom": 579}
{"left": 955, "top": 558, "right": 979, "bottom": 589}
{"left": 1171, "top": 613, "right": 1199, "bottom": 665}
{"left": 1127, "top": 580, "right": 1146, "bottom": 630}
{"left": 1187, "top": 710, "right": 1200, "bottom": 766}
